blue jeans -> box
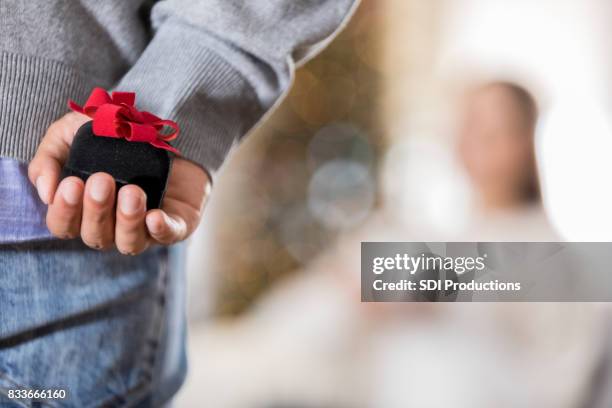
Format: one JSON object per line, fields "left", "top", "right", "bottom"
{"left": 0, "top": 240, "right": 187, "bottom": 407}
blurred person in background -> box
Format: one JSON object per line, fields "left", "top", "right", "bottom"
{"left": 179, "top": 79, "right": 606, "bottom": 408}
{"left": 455, "top": 81, "right": 557, "bottom": 241}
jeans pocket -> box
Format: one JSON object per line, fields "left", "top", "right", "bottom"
{"left": 0, "top": 243, "right": 169, "bottom": 407}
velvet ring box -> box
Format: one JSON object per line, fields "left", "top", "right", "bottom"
{"left": 61, "top": 121, "right": 171, "bottom": 209}
{"left": 61, "top": 88, "right": 180, "bottom": 210}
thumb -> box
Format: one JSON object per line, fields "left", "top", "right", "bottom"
{"left": 145, "top": 209, "right": 188, "bottom": 245}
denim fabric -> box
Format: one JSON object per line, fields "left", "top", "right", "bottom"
{"left": 0, "top": 240, "right": 187, "bottom": 407}
{"left": 0, "top": 159, "right": 52, "bottom": 243}
{"left": 149, "top": 243, "right": 188, "bottom": 407}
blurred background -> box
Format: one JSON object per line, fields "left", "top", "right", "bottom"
{"left": 176, "top": 0, "right": 612, "bottom": 406}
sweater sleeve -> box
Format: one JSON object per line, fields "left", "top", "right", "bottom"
{"left": 115, "top": 0, "right": 360, "bottom": 178}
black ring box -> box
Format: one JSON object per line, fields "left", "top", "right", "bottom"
{"left": 61, "top": 121, "right": 171, "bottom": 209}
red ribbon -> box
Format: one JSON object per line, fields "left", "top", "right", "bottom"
{"left": 68, "top": 88, "right": 180, "bottom": 155}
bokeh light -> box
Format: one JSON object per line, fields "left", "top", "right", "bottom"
{"left": 308, "top": 159, "right": 375, "bottom": 230}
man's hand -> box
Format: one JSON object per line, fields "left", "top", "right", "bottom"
{"left": 28, "top": 112, "right": 211, "bottom": 255}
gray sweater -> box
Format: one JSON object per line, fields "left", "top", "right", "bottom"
{"left": 0, "top": 0, "right": 358, "bottom": 177}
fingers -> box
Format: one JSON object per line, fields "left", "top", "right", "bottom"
{"left": 47, "top": 176, "right": 151, "bottom": 254}
{"left": 145, "top": 209, "right": 188, "bottom": 245}
{"left": 33, "top": 115, "right": 210, "bottom": 252}
{"left": 115, "top": 185, "right": 149, "bottom": 255}
{"left": 28, "top": 113, "right": 89, "bottom": 204}
{"left": 29, "top": 154, "right": 62, "bottom": 205}
{"left": 28, "top": 125, "right": 68, "bottom": 205}
{"left": 46, "top": 177, "right": 85, "bottom": 238}
{"left": 144, "top": 158, "right": 211, "bottom": 246}
{"left": 81, "top": 173, "right": 116, "bottom": 249}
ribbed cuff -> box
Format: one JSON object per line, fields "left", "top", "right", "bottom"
{"left": 115, "top": 20, "right": 265, "bottom": 180}
{"left": 0, "top": 51, "right": 104, "bottom": 163}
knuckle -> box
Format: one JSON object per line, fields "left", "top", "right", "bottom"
{"left": 151, "top": 229, "right": 171, "bottom": 243}
{"left": 116, "top": 240, "right": 136, "bottom": 254}
{"left": 155, "top": 235, "right": 176, "bottom": 246}
{"left": 47, "top": 121, "right": 62, "bottom": 134}
{"left": 50, "top": 229, "right": 78, "bottom": 240}
{"left": 83, "top": 239, "right": 112, "bottom": 251}
{"left": 117, "top": 247, "right": 132, "bottom": 256}
{"left": 82, "top": 240, "right": 99, "bottom": 250}
{"left": 46, "top": 219, "right": 78, "bottom": 240}
{"left": 82, "top": 233, "right": 113, "bottom": 250}
{"left": 118, "top": 244, "right": 144, "bottom": 256}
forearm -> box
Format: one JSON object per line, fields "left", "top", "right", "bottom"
{"left": 116, "top": 0, "right": 360, "bottom": 178}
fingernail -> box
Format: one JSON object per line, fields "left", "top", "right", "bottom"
{"left": 119, "top": 189, "right": 143, "bottom": 215}
{"left": 36, "top": 176, "right": 51, "bottom": 204}
{"left": 61, "top": 180, "right": 81, "bottom": 206}
{"left": 89, "top": 177, "right": 112, "bottom": 203}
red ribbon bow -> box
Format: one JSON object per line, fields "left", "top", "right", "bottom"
{"left": 68, "top": 88, "right": 180, "bottom": 155}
